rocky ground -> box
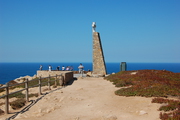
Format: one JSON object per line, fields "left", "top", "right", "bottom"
{"left": 0, "top": 77, "right": 161, "bottom": 120}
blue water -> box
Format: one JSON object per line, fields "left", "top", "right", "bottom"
{"left": 0, "top": 62, "right": 180, "bottom": 84}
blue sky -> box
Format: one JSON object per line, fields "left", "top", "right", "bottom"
{"left": 0, "top": 0, "right": 179, "bottom": 63}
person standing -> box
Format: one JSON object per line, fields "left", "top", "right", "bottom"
{"left": 57, "top": 66, "right": 60, "bottom": 71}
{"left": 39, "top": 65, "right": 43, "bottom": 71}
{"left": 70, "top": 66, "right": 73, "bottom": 71}
{"left": 66, "top": 66, "right": 70, "bottom": 71}
{"left": 78, "top": 63, "right": 84, "bottom": 74}
{"left": 49, "top": 65, "right": 52, "bottom": 71}
{"left": 62, "top": 66, "right": 65, "bottom": 71}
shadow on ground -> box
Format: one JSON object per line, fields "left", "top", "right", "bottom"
{"left": 66, "top": 77, "right": 77, "bottom": 86}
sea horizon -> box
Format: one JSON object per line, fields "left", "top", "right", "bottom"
{"left": 0, "top": 62, "right": 180, "bottom": 84}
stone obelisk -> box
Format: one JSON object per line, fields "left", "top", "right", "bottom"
{"left": 92, "top": 22, "right": 107, "bottom": 76}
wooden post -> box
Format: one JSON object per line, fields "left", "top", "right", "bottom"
{"left": 39, "top": 76, "right": 42, "bottom": 95}
{"left": 59, "top": 74, "right": 64, "bottom": 86}
{"left": 25, "top": 78, "right": 29, "bottom": 102}
{"left": 81, "top": 70, "right": 83, "bottom": 77}
{"left": 55, "top": 74, "right": 57, "bottom": 87}
{"left": 48, "top": 75, "right": 51, "bottom": 90}
{"left": 5, "top": 83, "right": 9, "bottom": 114}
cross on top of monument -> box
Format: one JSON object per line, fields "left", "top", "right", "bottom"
{"left": 92, "top": 22, "right": 96, "bottom": 32}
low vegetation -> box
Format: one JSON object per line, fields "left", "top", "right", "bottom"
{"left": 0, "top": 77, "right": 59, "bottom": 113}
{"left": 8, "top": 92, "right": 25, "bottom": 98}
{"left": 10, "top": 98, "right": 26, "bottom": 110}
{"left": 105, "top": 70, "right": 180, "bottom": 120}
{"left": 152, "top": 98, "right": 180, "bottom": 120}
{"left": 8, "top": 77, "right": 58, "bottom": 89}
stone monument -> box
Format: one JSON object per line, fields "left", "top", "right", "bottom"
{"left": 92, "top": 22, "right": 107, "bottom": 76}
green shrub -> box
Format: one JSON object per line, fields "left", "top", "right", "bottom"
{"left": 9, "top": 92, "right": 25, "bottom": 98}
{"left": 28, "top": 93, "right": 38, "bottom": 98}
{"left": 9, "top": 92, "right": 38, "bottom": 99}
{"left": 10, "top": 98, "right": 26, "bottom": 110}
{"left": 0, "top": 88, "right": 5, "bottom": 93}
{"left": 8, "top": 77, "right": 57, "bottom": 89}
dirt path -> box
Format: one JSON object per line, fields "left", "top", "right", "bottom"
{"left": 1, "top": 77, "right": 161, "bottom": 120}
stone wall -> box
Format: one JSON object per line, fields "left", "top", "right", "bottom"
{"left": 93, "top": 32, "right": 107, "bottom": 76}
{"left": 37, "top": 70, "right": 73, "bottom": 84}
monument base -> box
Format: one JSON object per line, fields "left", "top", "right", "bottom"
{"left": 92, "top": 74, "right": 105, "bottom": 77}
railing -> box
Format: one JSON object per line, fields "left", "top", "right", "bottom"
{"left": 0, "top": 74, "right": 63, "bottom": 114}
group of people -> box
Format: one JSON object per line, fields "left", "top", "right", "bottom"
{"left": 62, "top": 66, "right": 73, "bottom": 71}
{"left": 39, "top": 63, "right": 84, "bottom": 73}
{"left": 39, "top": 65, "right": 74, "bottom": 71}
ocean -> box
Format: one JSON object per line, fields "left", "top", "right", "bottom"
{"left": 0, "top": 62, "right": 180, "bottom": 84}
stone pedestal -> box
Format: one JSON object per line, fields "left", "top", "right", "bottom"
{"left": 93, "top": 32, "right": 107, "bottom": 76}
{"left": 37, "top": 70, "right": 73, "bottom": 85}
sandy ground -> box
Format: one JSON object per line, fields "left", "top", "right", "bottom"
{"left": 0, "top": 77, "right": 161, "bottom": 120}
